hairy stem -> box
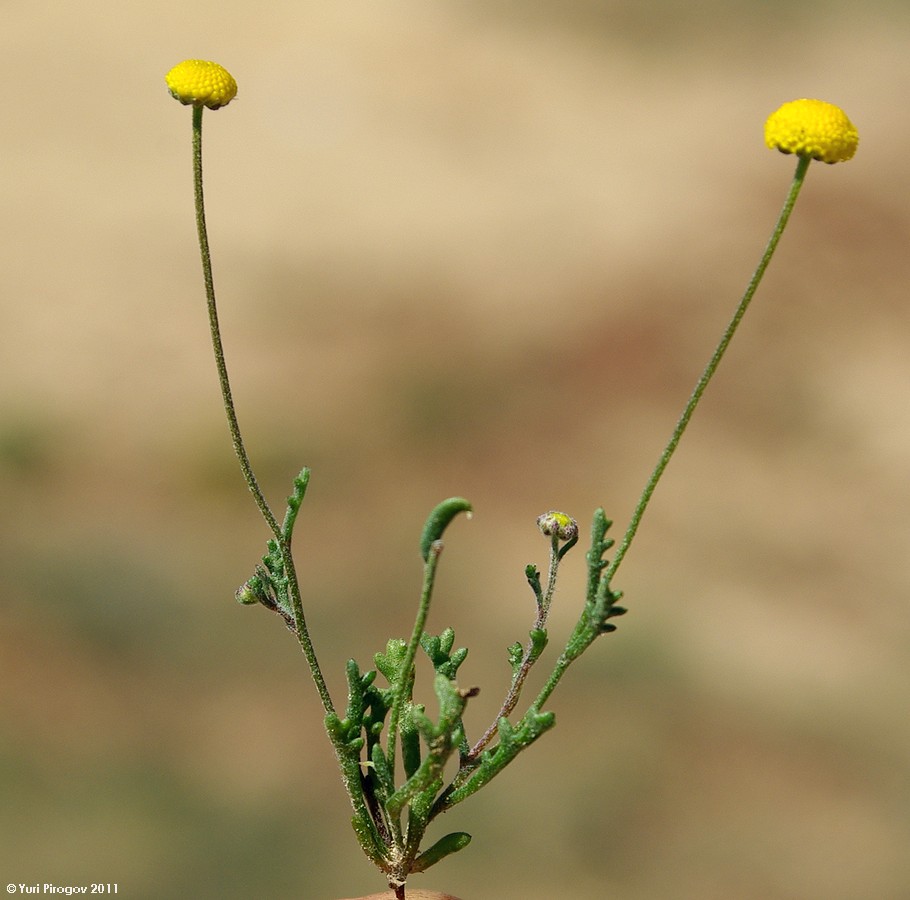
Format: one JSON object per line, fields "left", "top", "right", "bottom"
{"left": 467, "top": 532, "right": 562, "bottom": 760}
{"left": 606, "top": 154, "right": 812, "bottom": 581}
{"left": 386, "top": 544, "right": 442, "bottom": 777}
{"left": 190, "top": 105, "right": 334, "bottom": 715}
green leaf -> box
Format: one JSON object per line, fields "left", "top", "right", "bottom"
{"left": 344, "top": 658, "right": 367, "bottom": 729}
{"left": 375, "top": 638, "right": 409, "bottom": 686}
{"left": 411, "top": 831, "right": 472, "bottom": 874}
{"left": 386, "top": 675, "right": 470, "bottom": 819}
{"left": 441, "top": 707, "right": 556, "bottom": 809}
{"left": 421, "top": 629, "right": 469, "bottom": 679}
{"left": 350, "top": 814, "right": 389, "bottom": 870}
{"left": 438, "top": 627, "right": 456, "bottom": 656}
{"left": 281, "top": 467, "right": 310, "bottom": 541}
{"left": 507, "top": 642, "right": 523, "bottom": 676}
{"left": 528, "top": 628, "right": 548, "bottom": 662}
{"left": 525, "top": 564, "right": 543, "bottom": 604}
{"left": 371, "top": 741, "right": 395, "bottom": 795}
{"left": 557, "top": 532, "right": 579, "bottom": 560}
{"left": 420, "top": 497, "right": 473, "bottom": 561}
{"left": 401, "top": 703, "right": 423, "bottom": 780}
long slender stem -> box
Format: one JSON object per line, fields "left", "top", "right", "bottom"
{"left": 606, "top": 154, "right": 812, "bottom": 582}
{"left": 444, "top": 156, "right": 815, "bottom": 835}
{"left": 191, "top": 108, "right": 280, "bottom": 533}
{"left": 386, "top": 544, "right": 442, "bottom": 776}
{"left": 467, "top": 533, "right": 561, "bottom": 760}
{"left": 190, "top": 105, "right": 334, "bottom": 715}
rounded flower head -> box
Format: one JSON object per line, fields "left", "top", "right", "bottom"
{"left": 166, "top": 59, "right": 237, "bottom": 110}
{"left": 764, "top": 99, "right": 858, "bottom": 164}
{"left": 537, "top": 510, "right": 578, "bottom": 542}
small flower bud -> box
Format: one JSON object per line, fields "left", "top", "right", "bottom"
{"left": 536, "top": 510, "right": 578, "bottom": 541}
{"left": 166, "top": 59, "right": 237, "bottom": 110}
{"left": 235, "top": 581, "right": 259, "bottom": 605}
{"left": 236, "top": 576, "right": 268, "bottom": 606}
{"left": 764, "top": 99, "right": 858, "bottom": 164}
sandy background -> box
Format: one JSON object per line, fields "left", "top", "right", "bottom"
{"left": 2, "top": 1, "right": 909, "bottom": 898}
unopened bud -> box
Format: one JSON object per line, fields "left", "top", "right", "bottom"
{"left": 236, "top": 577, "right": 264, "bottom": 605}
{"left": 536, "top": 510, "right": 578, "bottom": 541}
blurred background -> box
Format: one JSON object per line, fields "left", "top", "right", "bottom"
{"left": 2, "top": 1, "right": 909, "bottom": 897}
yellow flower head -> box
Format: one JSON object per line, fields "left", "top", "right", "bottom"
{"left": 764, "top": 99, "right": 858, "bottom": 164}
{"left": 166, "top": 59, "right": 237, "bottom": 110}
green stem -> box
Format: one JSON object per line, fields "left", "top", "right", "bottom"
{"left": 531, "top": 643, "right": 579, "bottom": 713}
{"left": 385, "top": 545, "right": 442, "bottom": 776}
{"left": 190, "top": 105, "right": 334, "bottom": 715}
{"left": 606, "top": 154, "right": 812, "bottom": 582}
{"left": 467, "top": 532, "right": 561, "bottom": 760}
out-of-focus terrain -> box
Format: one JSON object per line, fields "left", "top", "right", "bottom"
{"left": 2, "top": 2, "right": 909, "bottom": 898}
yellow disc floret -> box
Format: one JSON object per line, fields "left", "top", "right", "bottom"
{"left": 166, "top": 60, "right": 237, "bottom": 110}
{"left": 764, "top": 99, "right": 858, "bottom": 164}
